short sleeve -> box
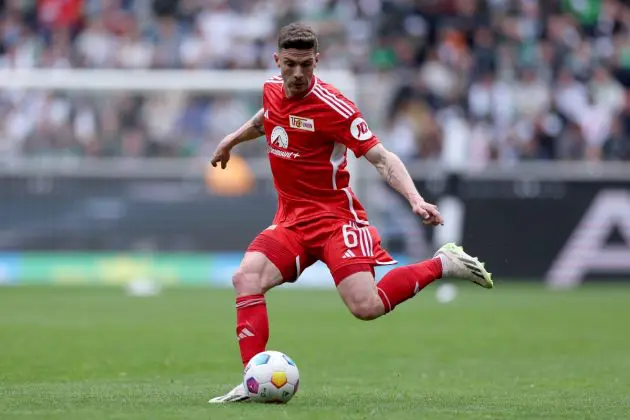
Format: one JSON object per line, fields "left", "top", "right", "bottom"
{"left": 326, "top": 111, "right": 380, "bottom": 158}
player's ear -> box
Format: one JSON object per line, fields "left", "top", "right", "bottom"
{"left": 315, "top": 52, "right": 320, "bottom": 66}
{"left": 273, "top": 52, "right": 280, "bottom": 68}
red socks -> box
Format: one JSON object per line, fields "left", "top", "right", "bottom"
{"left": 235, "top": 294, "right": 269, "bottom": 367}
{"left": 234, "top": 259, "right": 441, "bottom": 364}
{"left": 377, "top": 257, "right": 442, "bottom": 313}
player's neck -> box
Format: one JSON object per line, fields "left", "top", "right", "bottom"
{"left": 283, "top": 77, "right": 316, "bottom": 100}
{"left": 284, "top": 86, "right": 308, "bottom": 100}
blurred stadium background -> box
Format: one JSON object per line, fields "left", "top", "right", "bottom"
{"left": 0, "top": 0, "right": 629, "bottom": 288}
{"left": 1, "top": 1, "right": 630, "bottom": 419}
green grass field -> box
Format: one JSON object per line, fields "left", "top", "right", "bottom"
{"left": 0, "top": 283, "right": 629, "bottom": 419}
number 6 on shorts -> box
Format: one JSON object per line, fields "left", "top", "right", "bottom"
{"left": 341, "top": 222, "right": 373, "bottom": 256}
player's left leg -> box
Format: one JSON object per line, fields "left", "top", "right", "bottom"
{"left": 335, "top": 243, "right": 493, "bottom": 318}
{"left": 323, "top": 220, "right": 448, "bottom": 319}
{"left": 333, "top": 266, "right": 383, "bottom": 320}
{"left": 324, "top": 221, "right": 492, "bottom": 319}
{"left": 332, "top": 258, "right": 445, "bottom": 319}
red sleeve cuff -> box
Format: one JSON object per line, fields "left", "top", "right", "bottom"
{"left": 353, "top": 137, "right": 380, "bottom": 158}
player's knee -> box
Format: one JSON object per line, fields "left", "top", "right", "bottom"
{"left": 232, "top": 269, "right": 263, "bottom": 295}
{"left": 348, "top": 298, "right": 383, "bottom": 321}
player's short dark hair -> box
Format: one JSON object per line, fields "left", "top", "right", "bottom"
{"left": 278, "top": 23, "right": 318, "bottom": 52}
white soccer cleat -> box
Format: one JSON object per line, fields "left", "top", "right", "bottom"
{"left": 434, "top": 243, "right": 493, "bottom": 289}
{"left": 208, "top": 383, "right": 250, "bottom": 404}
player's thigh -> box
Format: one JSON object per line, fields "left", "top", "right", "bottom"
{"left": 239, "top": 225, "right": 313, "bottom": 293}
{"left": 318, "top": 220, "right": 392, "bottom": 319}
{"left": 335, "top": 267, "right": 384, "bottom": 320}
{"left": 232, "top": 251, "right": 285, "bottom": 296}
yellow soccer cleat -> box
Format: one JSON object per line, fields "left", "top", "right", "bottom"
{"left": 434, "top": 243, "right": 494, "bottom": 289}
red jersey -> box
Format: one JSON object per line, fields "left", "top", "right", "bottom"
{"left": 262, "top": 75, "right": 380, "bottom": 227}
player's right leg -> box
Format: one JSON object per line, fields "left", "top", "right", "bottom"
{"left": 209, "top": 251, "right": 282, "bottom": 404}
{"left": 209, "top": 226, "right": 311, "bottom": 404}
{"left": 233, "top": 252, "right": 284, "bottom": 369}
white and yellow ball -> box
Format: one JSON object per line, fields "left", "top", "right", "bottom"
{"left": 243, "top": 350, "right": 300, "bottom": 403}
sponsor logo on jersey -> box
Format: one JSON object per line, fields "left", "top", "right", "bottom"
{"left": 289, "top": 115, "right": 315, "bottom": 132}
{"left": 267, "top": 146, "right": 300, "bottom": 159}
{"left": 350, "top": 117, "right": 372, "bottom": 141}
{"left": 269, "top": 126, "right": 299, "bottom": 159}
{"left": 271, "top": 126, "right": 289, "bottom": 149}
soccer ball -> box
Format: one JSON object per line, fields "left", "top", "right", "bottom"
{"left": 243, "top": 350, "right": 300, "bottom": 403}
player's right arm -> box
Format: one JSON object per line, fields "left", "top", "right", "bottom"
{"left": 211, "top": 108, "right": 265, "bottom": 169}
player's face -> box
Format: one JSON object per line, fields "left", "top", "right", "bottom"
{"left": 275, "top": 48, "right": 319, "bottom": 97}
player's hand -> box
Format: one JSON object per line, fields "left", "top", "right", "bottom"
{"left": 210, "top": 138, "right": 232, "bottom": 169}
{"left": 410, "top": 197, "right": 444, "bottom": 226}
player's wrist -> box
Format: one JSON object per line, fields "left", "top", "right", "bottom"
{"left": 407, "top": 194, "right": 425, "bottom": 206}
{"left": 222, "top": 135, "right": 239, "bottom": 149}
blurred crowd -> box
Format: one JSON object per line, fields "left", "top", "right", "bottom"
{"left": 383, "top": 0, "right": 630, "bottom": 164}
{"left": 0, "top": 0, "right": 629, "bottom": 163}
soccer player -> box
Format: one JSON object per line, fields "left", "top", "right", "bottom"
{"left": 208, "top": 23, "right": 493, "bottom": 403}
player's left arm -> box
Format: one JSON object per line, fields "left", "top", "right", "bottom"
{"left": 365, "top": 144, "right": 444, "bottom": 226}
{"left": 320, "top": 88, "right": 443, "bottom": 225}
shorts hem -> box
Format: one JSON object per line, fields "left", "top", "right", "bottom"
{"left": 330, "top": 258, "right": 398, "bottom": 272}
{"left": 375, "top": 259, "right": 398, "bottom": 265}
{"left": 331, "top": 263, "right": 374, "bottom": 285}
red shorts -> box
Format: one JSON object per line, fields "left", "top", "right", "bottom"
{"left": 246, "top": 217, "right": 397, "bottom": 285}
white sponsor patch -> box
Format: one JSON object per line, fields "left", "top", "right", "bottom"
{"left": 270, "top": 126, "right": 289, "bottom": 149}
{"left": 350, "top": 117, "right": 372, "bottom": 141}
{"left": 289, "top": 115, "right": 315, "bottom": 132}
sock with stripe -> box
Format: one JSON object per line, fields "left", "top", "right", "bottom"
{"left": 236, "top": 294, "right": 269, "bottom": 367}
{"left": 377, "top": 257, "right": 443, "bottom": 313}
